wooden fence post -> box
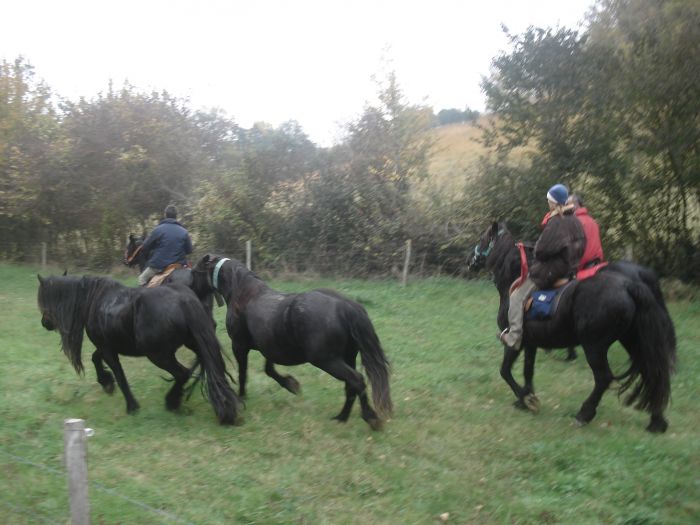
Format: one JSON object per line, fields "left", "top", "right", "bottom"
{"left": 402, "top": 239, "right": 412, "bottom": 286}
{"left": 64, "top": 418, "right": 91, "bottom": 525}
{"left": 246, "top": 240, "right": 252, "bottom": 270}
{"left": 41, "top": 242, "right": 47, "bottom": 272}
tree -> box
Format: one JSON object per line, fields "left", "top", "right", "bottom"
{"left": 0, "top": 57, "right": 59, "bottom": 257}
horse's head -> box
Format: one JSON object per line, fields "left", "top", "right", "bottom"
{"left": 124, "top": 233, "right": 145, "bottom": 268}
{"left": 192, "top": 254, "right": 229, "bottom": 306}
{"left": 467, "top": 221, "right": 506, "bottom": 272}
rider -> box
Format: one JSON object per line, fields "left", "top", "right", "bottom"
{"left": 499, "top": 184, "right": 585, "bottom": 350}
{"left": 138, "top": 205, "right": 193, "bottom": 286}
{"left": 568, "top": 194, "right": 605, "bottom": 272}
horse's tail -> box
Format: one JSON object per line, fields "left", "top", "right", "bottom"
{"left": 618, "top": 280, "right": 677, "bottom": 415}
{"left": 345, "top": 303, "right": 393, "bottom": 418}
{"left": 182, "top": 299, "right": 240, "bottom": 425}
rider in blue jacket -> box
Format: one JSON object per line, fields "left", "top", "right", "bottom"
{"left": 138, "top": 205, "right": 193, "bottom": 286}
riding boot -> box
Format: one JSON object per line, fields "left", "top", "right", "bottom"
{"left": 500, "top": 277, "right": 537, "bottom": 350}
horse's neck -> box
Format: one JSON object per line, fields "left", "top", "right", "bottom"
{"left": 489, "top": 236, "right": 522, "bottom": 294}
{"left": 221, "top": 267, "right": 269, "bottom": 307}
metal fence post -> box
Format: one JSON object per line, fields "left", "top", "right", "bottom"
{"left": 64, "top": 418, "right": 91, "bottom": 525}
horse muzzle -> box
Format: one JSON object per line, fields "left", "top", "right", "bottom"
{"left": 41, "top": 316, "right": 55, "bottom": 331}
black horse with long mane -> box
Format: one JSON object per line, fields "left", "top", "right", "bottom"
{"left": 468, "top": 221, "right": 676, "bottom": 432}
{"left": 189, "top": 254, "right": 393, "bottom": 430}
{"left": 37, "top": 274, "right": 240, "bottom": 425}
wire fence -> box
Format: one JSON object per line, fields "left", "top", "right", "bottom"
{"left": 1, "top": 238, "right": 471, "bottom": 280}
{"left": 0, "top": 443, "right": 196, "bottom": 525}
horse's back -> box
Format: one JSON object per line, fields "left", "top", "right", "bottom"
{"left": 243, "top": 288, "right": 355, "bottom": 363}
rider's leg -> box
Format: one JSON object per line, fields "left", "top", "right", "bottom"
{"left": 500, "top": 277, "right": 537, "bottom": 350}
{"left": 138, "top": 266, "right": 160, "bottom": 286}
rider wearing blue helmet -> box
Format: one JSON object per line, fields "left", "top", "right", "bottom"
{"left": 499, "top": 184, "right": 585, "bottom": 350}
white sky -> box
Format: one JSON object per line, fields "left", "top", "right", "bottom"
{"left": 2, "top": 0, "right": 593, "bottom": 146}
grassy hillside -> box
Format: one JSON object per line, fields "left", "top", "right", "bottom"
{"left": 417, "top": 120, "right": 489, "bottom": 201}
{"left": 1, "top": 263, "right": 699, "bottom": 524}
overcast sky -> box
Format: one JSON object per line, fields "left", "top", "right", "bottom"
{"left": 2, "top": 0, "right": 593, "bottom": 146}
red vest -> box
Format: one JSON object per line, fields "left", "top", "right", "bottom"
{"left": 574, "top": 208, "right": 604, "bottom": 270}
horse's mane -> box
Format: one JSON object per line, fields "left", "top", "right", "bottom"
{"left": 38, "top": 276, "right": 123, "bottom": 374}
{"left": 227, "top": 258, "right": 268, "bottom": 307}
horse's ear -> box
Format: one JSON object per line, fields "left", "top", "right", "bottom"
{"left": 129, "top": 233, "right": 134, "bottom": 241}
{"left": 491, "top": 221, "right": 499, "bottom": 235}
{"left": 62, "top": 269, "right": 68, "bottom": 276}
{"left": 37, "top": 274, "right": 44, "bottom": 284}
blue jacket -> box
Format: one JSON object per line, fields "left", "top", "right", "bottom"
{"left": 142, "top": 218, "right": 193, "bottom": 270}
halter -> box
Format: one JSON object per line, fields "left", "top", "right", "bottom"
{"left": 212, "top": 258, "right": 230, "bottom": 291}
{"left": 473, "top": 227, "right": 505, "bottom": 258}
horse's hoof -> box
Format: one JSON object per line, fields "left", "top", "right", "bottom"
{"left": 524, "top": 394, "right": 540, "bottom": 413}
{"left": 513, "top": 399, "right": 528, "bottom": 411}
{"left": 573, "top": 415, "right": 588, "bottom": 427}
{"left": 332, "top": 414, "right": 349, "bottom": 423}
{"left": 126, "top": 403, "right": 140, "bottom": 414}
{"left": 366, "top": 417, "right": 384, "bottom": 431}
{"left": 285, "top": 377, "right": 301, "bottom": 395}
{"left": 646, "top": 417, "right": 668, "bottom": 433}
{"left": 102, "top": 381, "right": 115, "bottom": 395}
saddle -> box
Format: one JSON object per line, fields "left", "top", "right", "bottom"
{"left": 146, "top": 263, "right": 186, "bottom": 288}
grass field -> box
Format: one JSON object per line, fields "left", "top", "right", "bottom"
{"left": 1, "top": 263, "right": 699, "bottom": 524}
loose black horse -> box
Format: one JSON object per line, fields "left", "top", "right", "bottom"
{"left": 190, "top": 254, "right": 393, "bottom": 430}
{"left": 37, "top": 274, "right": 240, "bottom": 425}
{"left": 468, "top": 221, "right": 676, "bottom": 432}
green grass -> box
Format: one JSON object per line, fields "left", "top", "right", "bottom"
{"left": 1, "top": 263, "right": 699, "bottom": 524}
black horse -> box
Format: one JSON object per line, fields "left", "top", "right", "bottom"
{"left": 37, "top": 274, "right": 240, "bottom": 425}
{"left": 190, "top": 254, "right": 393, "bottom": 430}
{"left": 468, "top": 221, "right": 676, "bottom": 432}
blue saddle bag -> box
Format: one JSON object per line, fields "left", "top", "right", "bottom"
{"left": 526, "top": 289, "right": 559, "bottom": 320}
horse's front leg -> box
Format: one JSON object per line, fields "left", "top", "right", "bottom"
{"left": 101, "top": 350, "right": 140, "bottom": 414}
{"left": 521, "top": 345, "right": 540, "bottom": 412}
{"left": 91, "top": 349, "right": 115, "bottom": 394}
{"left": 499, "top": 346, "right": 531, "bottom": 411}
{"left": 233, "top": 344, "right": 250, "bottom": 398}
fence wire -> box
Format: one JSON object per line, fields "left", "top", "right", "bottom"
{"left": 0, "top": 447, "right": 196, "bottom": 525}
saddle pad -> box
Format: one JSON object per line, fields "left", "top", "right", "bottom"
{"left": 576, "top": 261, "right": 609, "bottom": 281}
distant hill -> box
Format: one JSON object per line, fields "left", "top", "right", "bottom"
{"left": 414, "top": 118, "right": 491, "bottom": 200}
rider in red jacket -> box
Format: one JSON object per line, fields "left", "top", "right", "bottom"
{"left": 540, "top": 194, "right": 604, "bottom": 273}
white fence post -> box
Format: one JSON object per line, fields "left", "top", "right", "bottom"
{"left": 246, "top": 240, "right": 252, "bottom": 270}
{"left": 402, "top": 239, "right": 412, "bottom": 286}
{"left": 64, "top": 418, "right": 91, "bottom": 525}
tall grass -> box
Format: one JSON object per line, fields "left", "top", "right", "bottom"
{"left": 1, "top": 263, "right": 698, "bottom": 524}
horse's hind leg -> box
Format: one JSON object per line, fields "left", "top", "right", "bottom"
{"left": 147, "top": 352, "right": 190, "bottom": 411}
{"left": 314, "top": 357, "right": 381, "bottom": 430}
{"left": 92, "top": 349, "right": 115, "bottom": 394}
{"left": 332, "top": 355, "right": 358, "bottom": 423}
{"left": 264, "top": 360, "right": 300, "bottom": 394}
{"left": 101, "top": 351, "right": 140, "bottom": 414}
{"left": 575, "top": 343, "right": 613, "bottom": 426}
